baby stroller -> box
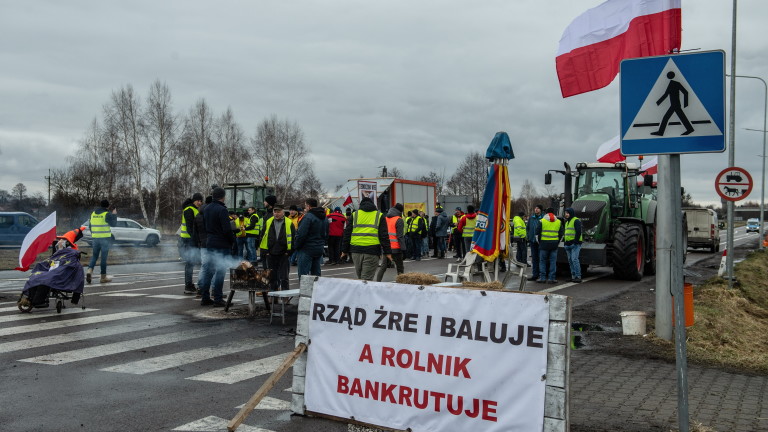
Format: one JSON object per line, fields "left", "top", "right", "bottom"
{"left": 17, "top": 228, "right": 87, "bottom": 314}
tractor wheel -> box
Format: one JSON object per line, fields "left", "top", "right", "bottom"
{"left": 612, "top": 223, "right": 645, "bottom": 281}
{"left": 644, "top": 227, "right": 657, "bottom": 276}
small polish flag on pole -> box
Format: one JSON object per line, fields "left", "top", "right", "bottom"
{"left": 342, "top": 192, "right": 353, "bottom": 207}
{"left": 556, "top": 0, "right": 682, "bottom": 98}
{"left": 596, "top": 136, "right": 626, "bottom": 163}
{"left": 16, "top": 212, "right": 57, "bottom": 271}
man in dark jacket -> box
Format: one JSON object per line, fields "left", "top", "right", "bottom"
{"left": 326, "top": 207, "right": 346, "bottom": 265}
{"left": 86, "top": 199, "right": 118, "bottom": 284}
{"left": 259, "top": 195, "right": 277, "bottom": 269}
{"left": 294, "top": 198, "right": 328, "bottom": 278}
{"left": 535, "top": 207, "right": 564, "bottom": 284}
{"left": 198, "top": 187, "right": 236, "bottom": 306}
{"left": 563, "top": 207, "right": 583, "bottom": 283}
{"left": 434, "top": 207, "right": 450, "bottom": 259}
{"left": 261, "top": 204, "right": 295, "bottom": 290}
{"left": 526, "top": 205, "right": 544, "bottom": 281}
{"left": 193, "top": 195, "right": 212, "bottom": 297}
{"left": 341, "top": 197, "right": 392, "bottom": 280}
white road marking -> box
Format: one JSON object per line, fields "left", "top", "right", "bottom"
{"left": 235, "top": 396, "right": 290, "bottom": 411}
{"left": 0, "top": 316, "right": 181, "bottom": 354}
{"left": 101, "top": 293, "right": 148, "bottom": 297}
{"left": 537, "top": 273, "right": 608, "bottom": 293}
{"left": 0, "top": 311, "right": 153, "bottom": 337}
{"left": 101, "top": 338, "right": 278, "bottom": 374}
{"left": 187, "top": 352, "right": 290, "bottom": 384}
{"left": 149, "top": 294, "right": 192, "bottom": 299}
{"left": 96, "top": 284, "right": 183, "bottom": 295}
{"left": 0, "top": 307, "right": 98, "bottom": 323}
{"left": 172, "top": 416, "right": 272, "bottom": 432}
{"left": 19, "top": 326, "right": 232, "bottom": 365}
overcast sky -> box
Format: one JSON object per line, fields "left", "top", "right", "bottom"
{"left": 1, "top": 1, "right": 766, "bottom": 207}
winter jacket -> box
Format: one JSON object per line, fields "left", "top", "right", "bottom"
{"left": 193, "top": 203, "right": 208, "bottom": 248}
{"left": 536, "top": 212, "right": 564, "bottom": 251}
{"left": 563, "top": 207, "right": 583, "bottom": 245}
{"left": 261, "top": 216, "right": 295, "bottom": 255}
{"left": 457, "top": 212, "right": 477, "bottom": 235}
{"left": 526, "top": 212, "right": 543, "bottom": 243}
{"left": 203, "top": 200, "right": 236, "bottom": 250}
{"left": 435, "top": 211, "right": 450, "bottom": 237}
{"left": 327, "top": 211, "right": 346, "bottom": 237}
{"left": 341, "top": 200, "right": 392, "bottom": 256}
{"left": 294, "top": 207, "right": 328, "bottom": 257}
{"left": 386, "top": 207, "right": 406, "bottom": 252}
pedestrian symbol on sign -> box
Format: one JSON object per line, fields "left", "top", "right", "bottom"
{"left": 622, "top": 58, "right": 722, "bottom": 142}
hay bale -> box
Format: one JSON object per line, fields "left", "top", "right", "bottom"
{"left": 461, "top": 281, "right": 504, "bottom": 290}
{"left": 396, "top": 272, "right": 441, "bottom": 285}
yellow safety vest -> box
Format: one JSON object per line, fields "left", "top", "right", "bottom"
{"left": 259, "top": 217, "right": 293, "bottom": 250}
{"left": 234, "top": 218, "right": 247, "bottom": 238}
{"left": 540, "top": 218, "right": 562, "bottom": 242}
{"left": 512, "top": 216, "right": 526, "bottom": 238}
{"left": 180, "top": 205, "right": 199, "bottom": 239}
{"left": 408, "top": 216, "right": 423, "bottom": 234}
{"left": 462, "top": 217, "right": 477, "bottom": 238}
{"left": 90, "top": 211, "right": 112, "bottom": 239}
{"left": 245, "top": 214, "right": 260, "bottom": 236}
{"left": 351, "top": 210, "right": 382, "bottom": 247}
{"left": 565, "top": 217, "right": 581, "bottom": 242}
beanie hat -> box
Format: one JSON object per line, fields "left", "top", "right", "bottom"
{"left": 192, "top": 192, "right": 204, "bottom": 202}
{"left": 289, "top": 205, "right": 298, "bottom": 211}
{"left": 436, "top": 207, "right": 444, "bottom": 213}
{"left": 265, "top": 195, "right": 277, "bottom": 207}
{"left": 360, "top": 197, "right": 373, "bottom": 204}
{"left": 100, "top": 199, "right": 110, "bottom": 208}
{"left": 334, "top": 207, "right": 341, "bottom": 212}
{"left": 565, "top": 207, "right": 576, "bottom": 217}
{"left": 395, "top": 203, "right": 404, "bottom": 212}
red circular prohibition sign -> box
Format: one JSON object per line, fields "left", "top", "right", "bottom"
{"left": 714, "top": 167, "right": 753, "bottom": 202}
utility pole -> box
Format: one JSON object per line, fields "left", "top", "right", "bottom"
{"left": 726, "top": 0, "right": 738, "bottom": 288}
{"left": 45, "top": 168, "right": 51, "bottom": 206}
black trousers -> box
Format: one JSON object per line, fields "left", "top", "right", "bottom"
{"left": 267, "top": 253, "right": 290, "bottom": 290}
{"left": 327, "top": 236, "right": 342, "bottom": 263}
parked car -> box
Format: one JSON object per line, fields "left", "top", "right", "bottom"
{"left": 81, "top": 217, "right": 162, "bottom": 247}
{"left": 746, "top": 218, "right": 761, "bottom": 233}
{"left": 0, "top": 212, "right": 40, "bottom": 245}
{"left": 683, "top": 208, "right": 720, "bottom": 252}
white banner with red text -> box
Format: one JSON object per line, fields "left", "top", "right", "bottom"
{"left": 304, "top": 278, "right": 549, "bottom": 432}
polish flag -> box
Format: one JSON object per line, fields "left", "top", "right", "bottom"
{"left": 596, "top": 136, "right": 626, "bottom": 163}
{"left": 556, "top": 0, "right": 681, "bottom": 98}
{"left": 641, "top": 156, "right": 659, "bottom": 175}
{"left": 342, "top": 192, "right": 353, "bottom": 207}
{"left": 15, "top": 212, "right": 57, "bottom": 271}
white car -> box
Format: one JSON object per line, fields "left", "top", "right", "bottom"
{"left": 82, "top": 217, "right": 162, "bottom": 247}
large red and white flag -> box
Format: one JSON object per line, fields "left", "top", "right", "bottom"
{"left": 641, "top": 156, "right": 659, "bottom": 175}
{"left": 342, "top": 192, "right": 353, "bottom": 207}
{"left": 596, "top": 135, "right": 626, "bottom": 163}
{"left": 15, "top": 212, "right": 56, "bottom": 271}
{"left": 556, "top": 0, "right": 682, "bottom": 98}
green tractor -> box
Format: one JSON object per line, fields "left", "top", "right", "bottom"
{"left": 545, "top": 161, "right": 656, "bottom": 280}
{"left": 222, "top": 182, "right": 275, "bottom": 216}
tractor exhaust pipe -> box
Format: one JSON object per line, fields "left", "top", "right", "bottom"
{"left": 563, "top": 162, "right": 573, "bottom": 209}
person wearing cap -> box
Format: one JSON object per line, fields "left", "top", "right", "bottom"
{"left": 180, "top": 193, "right": 204, "bottom": 294}
{"left": 563, "top": 207, "right": 583, "bottom": 283}
{"left": 526, "top": 205, "right": 544, "bottom": 281}
{"left": 376, "top": 203, "right": 406, "bottom": 281}
{"left": 198, "top": 187, "right": 236, "bottom": 306}
{"left": 326, "top": 206, "right": 346, "bottom": 265}
{"left": 294, "top": 197, "right": 328, "bottom": 278}
{"left": 450, "top": 207, "right": 465, "bottom": 259}
{"left": 244, "top": 206, "right": 261, "bottom": 262}
{"left": 86, "top": 199, "right": 117, "bottom": 284}
{"left": 434, "top": 207, "right": 449, "bottom": 259}
{"left": 536, "top": 207, "right": 564, "bottom": 284}
{"left": 457, "top": 205, "right": 478, "bottom": 261}
{"left": 193, "top": 195, "right": 213, "bottom": 298}
{"left": 260, "top": 204, "right": 295, "bottom": 290}
{"left": 341, "top": 196, "right": 392, "bottom": 280}
{"left": 259, "top": 195, "right": 278, "bottom": 269}
{"left": 512, "top": 211, "right": 528, "bottom": 265}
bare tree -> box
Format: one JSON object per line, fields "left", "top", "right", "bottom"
{"left": 179, "top": 99, "right": 215, "bottom": 193}
{"left": 447, "top": 152, "right": 487, "bottom": 205}
{"left": 518, "top": 179, "right": 537, "bottom": 216}
{"left": 12, "top": 183, "right": 27, "bottom": 206}
{"left": 249, "top": 115, "right": 310, "bottom": 203}
{"left": 210, "top": 107, "right": 249, "bottom": 186}
{"left": 388, "top": 166, "right": 404, "bottom": 179}
{"left": 106, "top": 85, "right": 149, "bottom": 221}
{"left": 143, "top": 80, "right": 178, "bottom": 226}
{"left": 418, "top": 170, "right": 445, "bottom": 194}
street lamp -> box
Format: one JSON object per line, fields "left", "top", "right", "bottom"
{"left": 727, "top": 73, "right": 767, "bottom": 250}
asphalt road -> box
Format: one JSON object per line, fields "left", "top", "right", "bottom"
{"left": 0, "top": 225, "right": 760, "bottom": 432}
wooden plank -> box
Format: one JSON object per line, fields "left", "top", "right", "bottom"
{"left": 227, "top": 342, "right": 307, "bottom": 431}
{"left": 305, "top": 410, "right": 406, "bottom": 432}
{"left": 548, "top": 294, "right": 569, "bottom": 321}
{"left": 548, "top": 321, "right": 567, "bottom": 344}
{"left": 543, "top": 416, "right": 567, "bottom": 432}
{"left": 546, "top": 342, "right": 567, "bottom": 388}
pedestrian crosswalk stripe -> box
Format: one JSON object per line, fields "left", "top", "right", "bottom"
{"left": 93, "top": 276, "right": 181, "bottom": 287}
{"left": 0, "top": 307, "right": 98, "bottom": 323}
{"left": 101, "top": 293, "right": 148, "bottom": 297}
{"left": 172, "top": 416, "right": 273, "bottom": 432}
{"left": 149, "top": 294, "right": 192, "bottom": 299}
{"left": 186, "top": 352, "right": 290, "bottom": 384}
{"left": 0, "top": 316, "right": 181, "bottom": 354}
{"left": 96, "top": 283, "right": 182, "bottom": 296}
{"left": 0, "top": 306, "right": 24, "bottom": 313}
{"left": 0, "top": 311, "right": 153, "bottom": 337}
{"left": 100, "top": 338, "right": 278, "bottom": 375}
{"left": 18, "top": 326, "right": 233, "bottom": 365}
{"left": 235, "top": 396, "right": 290, "bottom": 411}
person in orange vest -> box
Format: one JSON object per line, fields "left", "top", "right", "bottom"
{"left": 376, "top": 203, "right": 406, "bottom": 281}
{"left": 763, "top": 232, "right": 768, "bottom": 248}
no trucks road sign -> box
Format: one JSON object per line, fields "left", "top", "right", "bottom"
{"left": 715, "top": 167, "right": 753, "bottom": 202}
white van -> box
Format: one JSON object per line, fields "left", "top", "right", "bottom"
{"left": 683, "top": 208, "right": 720, "bottom": 252}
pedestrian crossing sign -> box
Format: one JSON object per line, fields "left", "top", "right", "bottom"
{"left": 620, "top": 50, "right": 725, "bottom": 155}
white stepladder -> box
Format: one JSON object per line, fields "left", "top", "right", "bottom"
{"left": 445, "top": 241, "right": 528, "bottom": 291}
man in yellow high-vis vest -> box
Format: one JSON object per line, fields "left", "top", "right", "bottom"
{"left": 563, "top": 207, "right": 583, "bottom": 283}
{"left": 536, "top": 207, "right": 564, "bottom": 284}
{"left": 86, "top": 199, "right": 117, "bottom": 284}
{"left": 512, "top": 211, "right": 527, "bottom": 264}
{"left": 244, "top": 206, "right": 260, "bottom": 262}
{"left": 341, "top": 197, "right": 392, "bottom": 280}
{"left": 180, "top": 193, "right": 204, "bottom": 294}
{"left": 260, "top": 204, "right": 295, "bottom": 291}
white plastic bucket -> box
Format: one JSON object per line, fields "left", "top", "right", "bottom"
{"left": 620, "top": 311, "right": 647, "bottom": 336}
